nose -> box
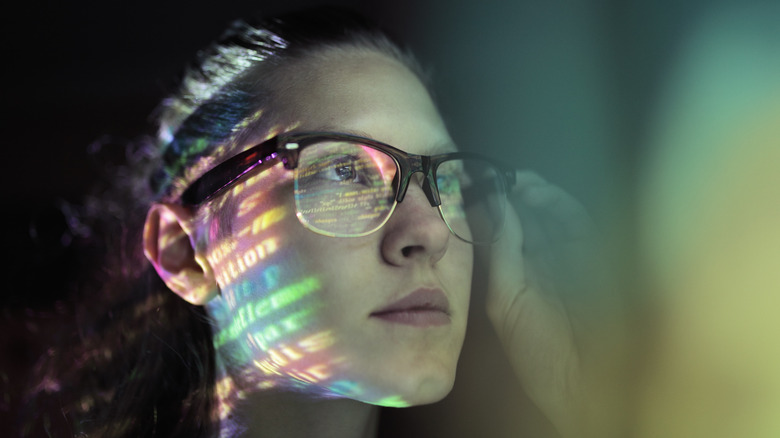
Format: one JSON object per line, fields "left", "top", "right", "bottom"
{"left": 380, "top": 175, "right": 450, "bottom": 266}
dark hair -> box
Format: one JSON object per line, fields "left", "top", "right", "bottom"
{"left": 151, "top": 6, "right": 425, "bottom": 204}
{"left": 23, "top": 7, "right": 423, "bottom": 438}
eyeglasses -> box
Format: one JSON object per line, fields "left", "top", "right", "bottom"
{"left": 180, "top": 132, "right": 516, "bottom": 244}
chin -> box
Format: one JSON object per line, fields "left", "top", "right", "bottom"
{"left": 336, "top": 365, "right": 456, "bottom": 408}
{"left": 400, "top": 373, "right": 456, "bottom": 406}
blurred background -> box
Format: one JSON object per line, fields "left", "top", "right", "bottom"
{"left": 3, "top": 0, "right": 779, "bottom": 436}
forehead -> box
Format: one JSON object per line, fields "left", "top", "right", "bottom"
{"left": 271, "top": 47, "right": 456, "bottom": 155}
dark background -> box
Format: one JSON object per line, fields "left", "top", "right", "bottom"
{"left": 1, "top": 0, "right": 759, "bottom": 436}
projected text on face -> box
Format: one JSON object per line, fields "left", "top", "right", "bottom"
{"left": 195, "top": 156, "right": 411, "bottom": 421}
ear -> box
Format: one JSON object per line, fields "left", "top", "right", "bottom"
{"left": 143, "top": 203, "right": 219, "bottom": 305}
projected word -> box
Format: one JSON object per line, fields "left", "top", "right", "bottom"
{"left": 212, "top": 237, "right": 279, "bottom": 288}
{"left": 214, "top": 276, "right": 320, "bottom": 348}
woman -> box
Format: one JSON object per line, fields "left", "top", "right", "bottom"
{"left": 26, "top": 6, "right": 626, "bottom": 438}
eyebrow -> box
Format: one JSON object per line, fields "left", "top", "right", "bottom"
{"left": 303, "top": 126, "right": 459, "bottom": 154}
{"left": 309, "top": 126, "right": 372, "bottom": 138}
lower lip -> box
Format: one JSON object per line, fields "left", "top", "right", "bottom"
{"left": 371, "top": 310, "right": 450, "bottom": 327}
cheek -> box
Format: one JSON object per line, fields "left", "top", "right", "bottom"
{"left": 205, "top": 181, "right": 317, "bottom": 342}
{"left": 202, "top": 174, "right": 473, "bottom": 403}
{"left": 448, "top": 242, "right": 474, "bottom": 304}
{"left": 208, "top": 183, "right": 294, "bottom": 293}
{"left": 205, "top": 182, "right": 377, "bottom": 395}
{"left": 209, "top": 242, "right": 340, "bottom": 390}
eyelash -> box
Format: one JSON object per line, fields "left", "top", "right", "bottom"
{"left": 317, "top": 155, "right": 370, "bottom": 185}
{"left": 329, "top": 159, "right": 360, "bottom": 182}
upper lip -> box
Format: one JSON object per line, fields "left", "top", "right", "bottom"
{"left": 370, "top": 288, "right": 451, "bottom": 316}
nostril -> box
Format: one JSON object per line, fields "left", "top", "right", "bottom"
{"left": 401, "top": 245, "right": 427, "bottom": 258}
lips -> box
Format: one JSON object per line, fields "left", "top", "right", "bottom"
{"left": 370, "top": 288, "right": 451, "bottom": 327}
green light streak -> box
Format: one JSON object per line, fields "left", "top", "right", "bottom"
{"left": 251, "top": 307, "right": 316, "bottom": 350}
{"left": 375, "top": 395, "right": 410, "bottom": 408}
{"left": 214, "top": 276, "right": 321, "bottom": 348}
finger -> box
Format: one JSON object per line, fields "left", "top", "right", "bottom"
{"left": 485, "top": 201, "right": 526, "bottom": 317}
{"left": 511, "top": 201, "right": 559, "bottom": 296}
{"left": 511, "top": 170, "right": 594, "bottom": 241}
{"left": 509, "top": 172, "right": 607, "bottom": 306}
{"left": 508, "top": 172, "right": 570, "bottom": 295}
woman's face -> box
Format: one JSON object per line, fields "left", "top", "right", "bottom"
{"left": 203, "top": 48, "right": 472, "bottom": 407}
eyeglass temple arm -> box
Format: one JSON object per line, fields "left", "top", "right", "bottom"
{"left": 180, "top": 138, "right": 282, "bottom": 205}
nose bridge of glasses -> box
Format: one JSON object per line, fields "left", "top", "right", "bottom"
{"left": 394, "top": 155, "right": 441, "bottom": 207}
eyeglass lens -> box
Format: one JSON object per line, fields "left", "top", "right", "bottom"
{"left": 293, "top": 140, "right": 505, "bottom": 244}
{"left": 436, "top": 158, "right": 506, "bottom": 244}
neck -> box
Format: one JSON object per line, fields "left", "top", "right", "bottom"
{"left": 231, "top": 390, "right": 380, "bottom": 438}
{"left": 214, "top": 357, "right": 379, "bottom": 438}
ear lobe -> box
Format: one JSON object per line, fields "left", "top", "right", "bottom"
{"left": 143, "top": 203, "right": 219, "bottom": 305}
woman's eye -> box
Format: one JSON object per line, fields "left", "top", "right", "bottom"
{"left": 319, "top": 157, "right": 365, "bottom": 183}
{"left": 309, "top": 155, "right": 378, "bottom": 186}
{"left": 300, "top": 148, "right": 383, "bottom": 188}
{"left": 330, "top": 161, "right": 358, "bottom": 182}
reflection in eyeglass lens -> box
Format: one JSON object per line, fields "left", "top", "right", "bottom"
{"left": 295, "top": 142, "right": 397, "bottom": 236}
{"left": 437, "top": 158, "right": 505, "bottom": 244}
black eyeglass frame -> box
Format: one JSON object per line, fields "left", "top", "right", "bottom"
{"left": 179, "top": 132, "right": 517, "bottom": 242}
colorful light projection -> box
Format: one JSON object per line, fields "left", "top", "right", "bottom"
{"left": 193, "top": 157, "right": 412, "bottom": 425}
{"left": 293, "top": 141, "right": 396, "bottom": 237}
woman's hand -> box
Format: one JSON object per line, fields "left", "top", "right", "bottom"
{"left": 483, "top": 171, "right": 629, "bottom": 438}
